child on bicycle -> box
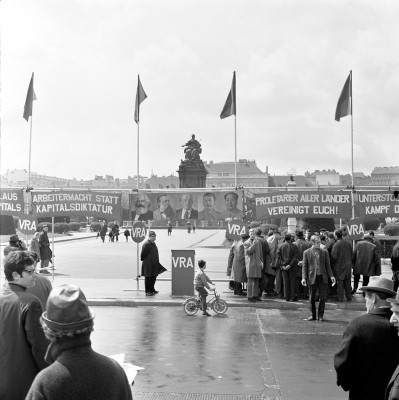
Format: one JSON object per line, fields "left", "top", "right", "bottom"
{"left": 194, "top": 259, "right": 214, "bottom": 317}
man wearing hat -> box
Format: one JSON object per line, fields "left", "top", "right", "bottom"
{"left": 352, "top": 233, "right": 381, "bottom": 294}
{"left": 334, "top": 277, "right": 399, "bottom": 400}
{"left": 26, "top": 284, "right": 133, "bottom": 400}
{"left": 140, "top": 231, "right": 166, "bottom": 296}
{"left": 0, "top": 250, "right": 49, "bottom": 400}
{"left": 3, "top": 233, "right": 27, "bottom": 256}
{"left": 386, "top": 290, "right": 399, "bottom": 399}
{"left": 39, "top": 224, "right": 53, "bottom": 273}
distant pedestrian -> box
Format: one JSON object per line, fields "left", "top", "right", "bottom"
{"left": 26, "top": 284, "right": 133, "bottom": 400}
{"left": 112, "top": 221, "right": 120, "bottom": 242}
{"left": 167, "top": 221, "right": 172, "bottom": 236}
{"left": 0, "top": 250, "right": 49, "bottom": 400}
{"left": 99, "top": 221, "right": 107, "bottom": 243}
{"left": 302, "top": 235, "right": 335, "bottom": 321}
{"left": 192, "top": 223, "right": 196, "bottom": 233}
{"left": 109, "top": 230, "right": 114, "bottom": 242}
{"left": 334, "top": 277, "right": 399, "bottom": 400}
{"left": 194, "top": 259, "right": 214, "bottom": 317}
{"left": 39, "top": 225, "right": 52, "bottom": 275}
{"left": 140, "top": 231, "right": 166, "bottom": 296}
{"left": 391, "top": 240, "right": 399, "bottom": 292}
{"left": 187, "top": 221, "right": 191, "bottom": 234}
{"left": 124, "top": 228, "right": 131, "bottom": 242}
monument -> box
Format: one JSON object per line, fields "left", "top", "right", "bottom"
{"left": 178, "top": 134, "right": 208, "bottom": 188}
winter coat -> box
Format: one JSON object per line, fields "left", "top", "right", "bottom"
{"left": 39, "top": 231, "right": 52, "bottom": 260}
{"left": 99, "top": 223, "right": 108, "bottom": 237}
{"left": 227, "top": 242, "right": 236, "bottom": 277}
{"left": 29, "top": 238, "right": 41, "bottom": 262}
{"left": 391, "top": 242, "right": 399, "bottom": 272}
{"left": 244, "top": 238, "right": 263, "bottom": 279}
{"left": 0, "top": 282, "right": 49, "bottom": 400}
{"left": 353, "top": 240, "right": 381, "bottom": 276}
{"left": 330, "top": 238, "right": 353, "bottom": 280}
{"left": 26, "top": 335, "right": 133, "bottom": 400}
{"left": 386, "top": 364, "right": 399, "bottom": 400}
{"left": 257, "top": 236, "right": 272, "bottom": 274}
{"left": 276, "top": 241, "right": 298, "bottom": 271}
{"left": 140, "top": 240, "right": 165, "bottom": 277}
{"left": 232, "top": 239, "right": 247, "bottom": 283}
{"left": 334, "top": 308, "right": 399, "bottom": 400}
{"left": 302, "top": 247, "right": 333, "bottom": 285}
{"left": 267, "top": 234, "right": 280, "bottom": 274}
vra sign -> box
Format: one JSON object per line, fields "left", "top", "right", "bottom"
{"left": 346, "top": 218, "right": 366, "bottom": 240}
{"left": 18, "top": 215, "right": 38, "bottom": 235}
{"left": 131, "top": 222, "right": 147, "bottom": 243}
{"left": 226, "top": 220, "right": 247, "bottom": 241}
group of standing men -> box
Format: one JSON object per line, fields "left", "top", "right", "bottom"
{"left": 228, "top": 226, "right": 382, "bottom": 321}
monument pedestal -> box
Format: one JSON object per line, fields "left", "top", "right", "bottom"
{"left": 178, "top": 161, "right": 208, "bottom": 188}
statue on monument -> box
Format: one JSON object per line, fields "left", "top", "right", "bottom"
{"left": 182, "top": 134, "right": 202, "bottom": 162}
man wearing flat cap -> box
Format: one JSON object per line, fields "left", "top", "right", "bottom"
{"left": 352, "top": 233, "right": 381, "bottom": 294}
{"left": 334, "top": 277, "right": 399, "bottom": 400}
{"left": 26, "top": 284, "right": 133, "bottom": 400}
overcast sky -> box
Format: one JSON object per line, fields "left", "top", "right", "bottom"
{"left": 2, "top": 0, "right": 399, "bottom": 181}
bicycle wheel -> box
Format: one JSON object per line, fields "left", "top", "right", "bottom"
{"left": 212, "top": 299, "right": 228, "bottom": 314}
{"left": 184, "top": 298, "right": 199, "bottom": 315}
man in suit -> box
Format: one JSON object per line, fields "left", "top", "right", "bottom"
{"left": 302, "top": 235, "right": 335, "bottom": 321}
{"left": 334, "top": 277, "right": 399, "bottom": 400}
{"left": 175, "top": 194, "right": 198, "bottom": 220}
{"left": 131, "top": 193, "right": 153, "bottom": 222}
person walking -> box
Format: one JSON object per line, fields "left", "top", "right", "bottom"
{"left": 334, "top": 277, "right": 399, "bottom": 400}
{"left": 112, "top": 221, "right": 120, "bottom": 242}
{"left": 330, "top": 230, "right": 353, "bottom": 302}
{"left": 167, "top": 221, "right": 173, "bottom": 236}
{"left": 99, "top": 221, "right": 107, "bottom": 243}
{"left": 244, "top": 228, "right": 263, "bottom": 303}
{"left": 26, "top": 284, "right": 133, "bottom": 400}
{"left": 302, "top": 235, "right": 335, "bottom": 321}
{"left": 39, "top": 224, "right": 52, "bottom": 275}
{"left": 140, "top": 231, "right": 166, "bottom": 296}
{"left": 123, "top": 228, "right": 131, "bottom": 242}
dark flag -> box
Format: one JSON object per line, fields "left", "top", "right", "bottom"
{"left": 220, "top": 71, "right": 236, "bottom": 119}
{"left": 134, "top": 75, "right": 147, "bottom": 124}
{"left": 335, "top": 71, "right": 352, "bottom": 122}
{"left": 23, "top": 73, "right": 37, "bottom": 122}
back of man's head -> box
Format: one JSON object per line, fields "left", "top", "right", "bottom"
{"left": 4, "top": 250, "right": 36, "bottom": 281}
{"left": 255, "top": 227, "right": 263, "bottom": 237}
{"left": 285, "top": 233, "right": 292, "bottom": 242}
{"left": 334, "top": 229, "right": 343, "bottom": 239}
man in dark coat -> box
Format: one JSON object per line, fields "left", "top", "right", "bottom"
{"left": 352, "top": 233, "right": 381, "bottom": 294}
{"left": 331, "top": 230, "right": 353, "bottom": 302}
{"left": 99, "top": 221, "right": 108, "bottom": 243}
{"left": 334, "top": 277, "right": 399, "bottom": 400}
{"left": 277, "top": 233, "right": 298, "bottom": 302}
{"left": 255, "top": 228, "right": 271, "bottom": 298}
{"left": 140, "top": 230, "right": 166, "bottom": 296}
{"left": 386, "top": 289, "right": 399, "bottom": 400}
{"left": 26, "top": 284, "right": 133, "bottom": 400}
{"left": 4, "top": 234, "right": 27, "bottom": 255}
{"left": 302, "top": 235, "right": 335, "bottom": 321}
{"left": 131, "top": 193, "right": 154, "bottom": 222}
{"left": 39, "top": 224, "right": 52, "bottom": 274}
{"left": 0, "top": 251, "right": 49, "bottom": 400}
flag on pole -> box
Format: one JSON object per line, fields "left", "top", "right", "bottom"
{"left": 134, "top": 75, "right": 147, "bottom": 124}
{"left": 23, "top": 73, "right": 37, "bottom": 122}
{"left": 220, "top": 71, "right": 236, "bottom": 119}
{"left": 335, "top": 71, "right": 352, "bottom": 122}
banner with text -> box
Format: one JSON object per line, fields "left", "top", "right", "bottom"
{"left": 255, "top": 191, "right": 352, "bottom": 219}
{"left": 32, "top": 191, "right": 122, "bottom": 219}
{"left": 0, "top": 189, "right": 24, "bottom": 216}
{"left": 358, "top": 192, "right": 399, "bottom": 218}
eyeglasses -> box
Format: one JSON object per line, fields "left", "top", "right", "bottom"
{"left": 23, "top": 269, "right": 37, "bottom": 275}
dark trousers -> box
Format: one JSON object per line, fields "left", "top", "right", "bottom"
{"left": 266, "top": 273, "right": 275, "bottom": 294}
{"left": 234, "top": 282, "right": 243, "bottom": 294}
{"left": 259, "top": 270, "right": 269, "bottom": 296}
{"left": 337, "top": 279, "right": 352, "bottom": 301}
{"left": 309, "top": 275, "right": 327, "bottom": 318}
{"left": 196, "top": 286, "right": 208, "bottom": 311}
{"left": 275, "top": 268, "right": 283, "bottom": 297}
{"left": 145, "top": 276, "right": 157, "bottom": 293}
{"left": 282, "top": 268, "right": 296, "bottom": 300}
{"left": 353, "top": 274, "right": 370, "bottom": 291}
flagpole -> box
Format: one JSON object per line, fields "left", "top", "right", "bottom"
{"left": 350, "top": 70, "right": 355, "bottom": 219}
{"left": 136, "top": 120, "right": 140, "bottom": 291}
{"left": 28, "top": 116, "right": 33, "bottom": 190}
{"left": 234, "top": 115, "right": 237, "bottom": 188}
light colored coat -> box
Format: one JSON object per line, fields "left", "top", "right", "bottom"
{"left": 232, "top": 240, "right": 247, "bottom": 283}
{"left": 244, "top": 238, "right": 263, "bottom": 279}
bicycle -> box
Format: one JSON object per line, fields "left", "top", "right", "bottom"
{"left": 183, "top": 288, "right": 228, "bottom": 315}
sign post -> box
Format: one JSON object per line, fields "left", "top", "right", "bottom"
{"left": 346, "top": 218, "right": 366, "bottom": 240}
{"left": 132, "top": 221, "right": 147, "bottom": 291}
{"left": 171, "top": 250, "right": 195, "bottom": 296}
{"left": 226, "top": 220, "right": 246, "bottom": 241}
